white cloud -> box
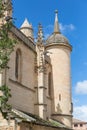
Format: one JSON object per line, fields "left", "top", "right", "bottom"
{"left": 44, "top": 23, "right": 75, "bottom": 39}
{"left": 75, "top": 80, "right": 87, "bottom": 94}
{"left": 34, "top": 23, "right": 75, "bottom": 39}
{"left": 59, "top": 23, "right": 75, "bottom": 32}
{"left": 73, "top": 105, "right": 87, "bottom": 121}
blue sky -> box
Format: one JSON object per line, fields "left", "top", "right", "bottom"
{"left": 12, "top": 0, "right": 87, "bottom": 121}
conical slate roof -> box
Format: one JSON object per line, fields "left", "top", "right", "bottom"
{"left": 46, "top": 33, "right": 69, "bottom": 44}
{"left": 46, "top": 10, "right": 70, "bottom": 45}
{"left": 20, "top": 18, "right": 34, "bottom": 41}
{"left": 21, "top": 18, "right": 32, "bottom": 28}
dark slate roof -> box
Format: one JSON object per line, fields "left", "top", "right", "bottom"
{"left": 73, "top": 118, "right": 87, "bottom": 124}
{"left": 11, "top": 109, "right": 72, "bottom": 130}
{"left": 46, "top": 33, "right": 69, "bottom": 45}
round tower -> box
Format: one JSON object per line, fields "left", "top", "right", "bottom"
{"left": 20, "top": 18, "right": 34, "bottom": 42}
{"left": 45, "top": 10, "right": 72, "bottom": 128}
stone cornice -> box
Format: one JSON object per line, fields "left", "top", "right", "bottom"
{"left": 10, "top": 25, "right": 36, "bottom": 53}
{"left": 45, "top": 43, "right": 72, "bottom": 52}
{"left": 51, "top": 113, "right": 73, "bottom": 117}
{"left": 34, "top": 103, "right": 47, "bottom": 106}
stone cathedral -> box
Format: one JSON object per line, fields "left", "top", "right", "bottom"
{"left": 0, "top": 0, "right": 73, "bottom": 130}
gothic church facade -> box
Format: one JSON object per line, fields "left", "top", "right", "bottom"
{"left": 0, "top": 1, "right": 73, "bottom": 130}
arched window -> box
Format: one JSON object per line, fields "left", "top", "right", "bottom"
{"left": 48, "top": 72, "right": 51, "bottom": 96}
{"left": 15, "top": 49, "right": 21, "bottom": 81}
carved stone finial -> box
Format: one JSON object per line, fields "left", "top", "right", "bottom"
{"left": 54, "top": 9, "right": 60, "bottom": 34}
{"left": 55, "top": 10, "right": 58, "bottom": 14}
{"left": 37, "top": 23, "right": 44, "bottom": 44}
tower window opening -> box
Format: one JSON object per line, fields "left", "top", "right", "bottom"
{"left": 59, "top": 94, "right": 61, "bottom": 101}
{"left": 71, "top": 102, "right": 73, "bottom": 113}
{"left": 48, "top": 72, "right": 51, "bottom": 96}
{"left": 80, "top": 124, "right": 83, "bottom": 127}
{"left": 74, "top": 124, "right": 78, "bottom": 127}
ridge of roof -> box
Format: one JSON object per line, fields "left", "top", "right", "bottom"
{"left": 73, "top": 118, "right": 87, "bottom": 124}
{"left": 10, "top": 109, "right": 72, "bottom": 129}
{"left": 10, "top": 25, "right": 36, "bottom": 53}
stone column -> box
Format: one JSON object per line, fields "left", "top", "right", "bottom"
{"left": 35, "top": 44, "right": 47, "bottom": 120}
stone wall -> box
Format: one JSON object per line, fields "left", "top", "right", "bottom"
{"left": 0, "top": 114, "right": 14, "bottom": 130}
{"left": 20, "top": 122, "right": 64, "bottom": 130}
{"left": 5, "top": 34, "right": 36, "bottom": 114}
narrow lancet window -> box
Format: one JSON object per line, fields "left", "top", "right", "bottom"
{"left": 48, "top": 72, "right": 51, "bottom": 96}
{"left": 59, "top": 94, "right": 61, "bottom": 101}
{"left": 15, "top": 49, "right": 21, "bottom": 81}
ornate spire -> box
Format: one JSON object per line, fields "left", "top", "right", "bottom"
{"left": 54, "top": 10, "right": 60, "bottom": 34}
{"left": 37, "top": 23, "right": 44, "bottom": 44}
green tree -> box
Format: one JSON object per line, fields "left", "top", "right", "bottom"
{"left": 0, "top": 0, "right": 16, "bottom": 118}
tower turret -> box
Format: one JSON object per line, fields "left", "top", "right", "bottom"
{"left": 20, "top": 18, "right": 34, "bottom": 42}
{"left": 46, "top": 11, "right": 72, "bottom": 128}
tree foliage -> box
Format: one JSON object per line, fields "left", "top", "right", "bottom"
{"left": 0, "top": 22, "right": 16, "bottom": 69}
{"left": 0, "top": 85, "right": 12, "bottom": 118}
{"left": 0, "top": 0, "right": 16, "bottom": 118}
{"left": 0, "top": 0, "right": 3, "bottom": 17}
